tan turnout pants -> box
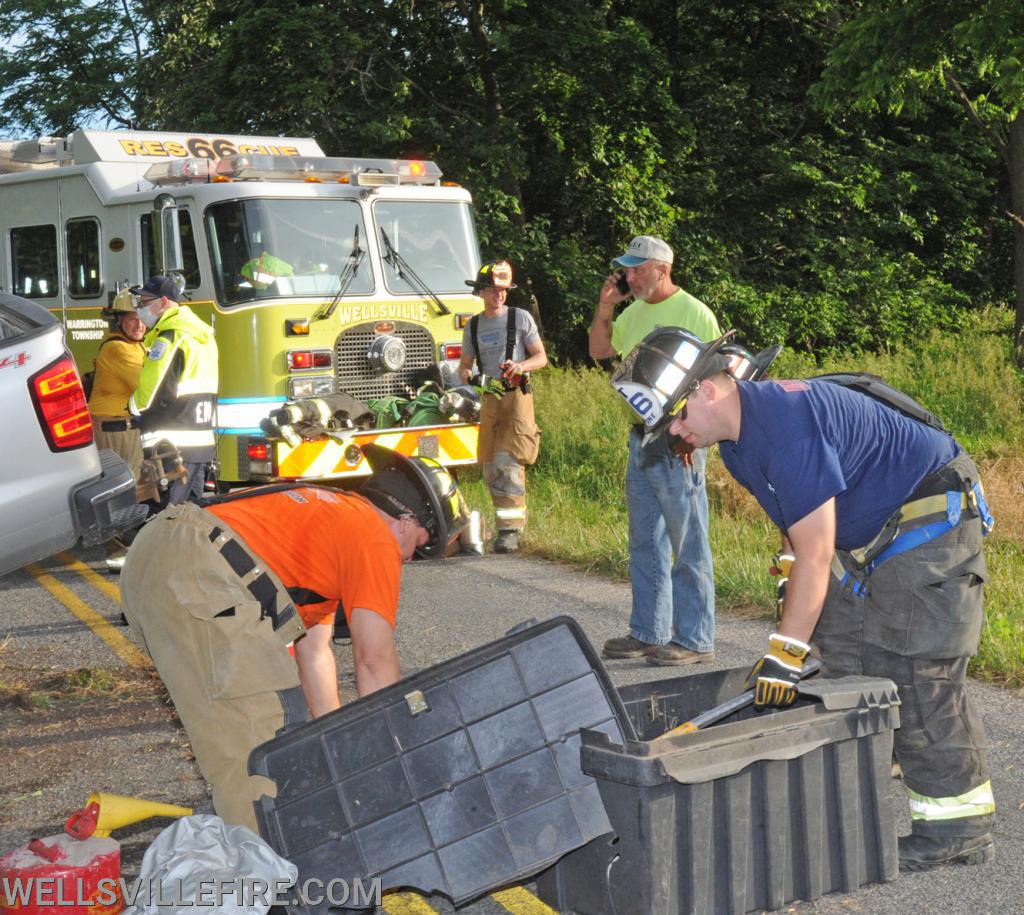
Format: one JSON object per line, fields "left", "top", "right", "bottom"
{"left": 477, "top": 389, "right": 540, "bottom": 532}
{"left": 120, "top": 503, "right": 307, "bottom": 831}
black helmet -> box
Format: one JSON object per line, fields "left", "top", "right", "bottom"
{"left": 613, "top": 329, "right": 783, "bottom": 443}
{"left": 359, "top": 444, "right": 469, "bottom": 558}
{"left": 465, "top": 260, "right": 517, "bottom": 291}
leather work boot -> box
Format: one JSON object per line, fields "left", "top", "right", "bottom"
{"left": 494, "top": 530, "right": 521, "bottom": 554}
{"left": 646, "top": 644, "right": 716, "bottom": 666}
{"left": 602, "top": 634, "right": 655, "bottom": 659}
{"left": 898, "top": 833, "right": 994, "bottom": 872}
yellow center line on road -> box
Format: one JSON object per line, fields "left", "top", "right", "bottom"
{"left": 491, "top": 887, "right": 558, "bottom": 914}
{"left": 57, "top": 551, "right": 123, "bottom": 605}
{"left": 26, "top": 561, "right": 149, "bottom": 670}
{"left": 381, "top": 892, "right": 441, "bottom": 914}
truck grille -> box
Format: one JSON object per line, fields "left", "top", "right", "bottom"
{"left": 335, "top": 320, "right": 436, "bottom": 402}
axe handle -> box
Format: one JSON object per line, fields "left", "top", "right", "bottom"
{"left": 657, "top": 657, "right": 823, "bottom": 739}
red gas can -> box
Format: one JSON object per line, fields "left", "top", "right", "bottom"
{"left": 0, "top": 833, "right": 122, "bottom": 914}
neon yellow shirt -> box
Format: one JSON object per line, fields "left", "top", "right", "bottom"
{"left": 611, "top": 287, "right": 721, "bottom": 356}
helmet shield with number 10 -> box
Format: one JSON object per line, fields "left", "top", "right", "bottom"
{"left": 611, "top": 328, "right": 736, "bottom": 444}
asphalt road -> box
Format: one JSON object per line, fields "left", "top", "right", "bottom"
{"left": 2, "top": 546, "right": 1022, "bottom": 914}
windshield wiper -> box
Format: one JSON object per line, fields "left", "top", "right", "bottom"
{"left": 379, "top": 227, "right": 451, "bottom": 315}
{"left": 316, "top": 225, "right": 365, "bottom": 321}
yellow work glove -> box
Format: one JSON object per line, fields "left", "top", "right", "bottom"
{"left": 745, "top": 633, "right": 811, "bottom": 709}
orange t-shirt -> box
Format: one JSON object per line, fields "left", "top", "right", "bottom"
{"left": 207, "top": 488, "right": 401, "bottom": 629}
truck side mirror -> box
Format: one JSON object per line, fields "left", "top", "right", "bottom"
{"left": 153, "top": 193, "right": 184, "bottom": 276}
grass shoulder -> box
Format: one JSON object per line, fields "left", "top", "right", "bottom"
{"left": 459, "top": 308, "right": 1024, "bottom": 687}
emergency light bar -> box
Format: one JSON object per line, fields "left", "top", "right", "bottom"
{"left": 144, "top": 158, "right": 220, "bottom": 185}
{"left": 145, "top": 154, "right": 442, "bottom": 186}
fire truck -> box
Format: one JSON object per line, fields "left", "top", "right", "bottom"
{"left": 0, "top": 130, "right": 483, "bottom": 484}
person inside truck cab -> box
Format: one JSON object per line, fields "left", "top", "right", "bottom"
{"left": 241, "top": 251, "right": 294, "bottom": 290}
{"left": 128, "top": 275, "right": 219, "bottom": 507}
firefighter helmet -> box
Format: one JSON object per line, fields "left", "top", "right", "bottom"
{"left": 100, "top": 288, "right": 141, "bottom": 329}
{"left": 360, "top": 444, "right": 470, "bottom": 558}
{"left": 611, "top": 328, "right": 737, "bottom": 442}
{"left": 466, "top": 260, "right": 517, "bottom": 291}
{"left": 101, "top": 288, "right": 136, "bottom": 319}
{"left": 719, "top": 342, "right": 783, "bottom": 381}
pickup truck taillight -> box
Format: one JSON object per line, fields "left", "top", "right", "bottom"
{"left": 30, "top": 354, "right": 94, "bottom": 451}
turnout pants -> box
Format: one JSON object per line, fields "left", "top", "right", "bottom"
{"left": 121, "top": 503, "right": 308, "bottom": 831}
{"left": 93, "top": 414, "right": 144, "bottom": 482}
{"left": 477, "top": 389, "right": 540, "bottom": 533}
{"left": 815, "top": 452, "right": 994, "bottom": 837}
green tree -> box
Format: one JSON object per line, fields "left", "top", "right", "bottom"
{"left": 142, "top": 0, "right": 691, "bottom": 358}
{"left": 618, "top": 0, "right": 1007, "bottom": 354}
{"left": 0, "top": 0, "right": 151, "bottom": 135}
{"left": 815, "top": 0, "right": 1024, "bottom": 360}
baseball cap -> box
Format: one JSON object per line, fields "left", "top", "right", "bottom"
{"left": 465, "top": 260, "right": 517, "bottom": 291}
{"left": 613, "top": 236, "right": 674, "bottom": 268}
{"left": 129, "top": 275, "right": 178, "bottom": 301}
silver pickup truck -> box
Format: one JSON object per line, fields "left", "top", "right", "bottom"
{"left": 0, "top": 293, "right": 146, "bottom": 577}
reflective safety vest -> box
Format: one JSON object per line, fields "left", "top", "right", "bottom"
{"left": 129, "top": 304, "right": 219, "bottom": 462}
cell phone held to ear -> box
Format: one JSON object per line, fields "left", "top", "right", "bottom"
{"left": 613, "top": 271, "right": 630, "bottom": 296}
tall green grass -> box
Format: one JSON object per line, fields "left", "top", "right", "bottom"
{"left": 457, "top": 308, "right": 1024, "bottom": 685}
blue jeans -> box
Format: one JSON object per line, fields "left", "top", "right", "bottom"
{"left": 626, "top": 431, "right": 715, "bottom": 652}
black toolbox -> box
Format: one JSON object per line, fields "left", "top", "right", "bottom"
{"left": 249, "top": 616, "right": 633, "bottom": 911}
{"left": 536, "top": 665, "right": 902, "bottom": 914}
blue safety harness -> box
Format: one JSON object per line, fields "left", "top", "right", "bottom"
{"left": 839, "top": 482, "right": 995, "bottom": 599}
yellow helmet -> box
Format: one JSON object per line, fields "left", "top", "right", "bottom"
{"left": 101, "top": 288, "right": 137, "bottom": 318}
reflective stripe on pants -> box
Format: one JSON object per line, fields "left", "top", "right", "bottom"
{"left": 484, "top": 452, "right": 527, "bottom": 532}
{"left": 908, "top": 780, "right": 995, "bottom": 821}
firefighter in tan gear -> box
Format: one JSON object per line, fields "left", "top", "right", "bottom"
{"left": 88, "top": 288, "right": 147, "bottom": 481}
{"left": 121, "top": 444, "right": 470, "bottom": 830}
{"left": 128, "top": 275, "right": 219, "bottom": 506}
{"left": 458, "top": 261, "right": 547, "bottom": 553}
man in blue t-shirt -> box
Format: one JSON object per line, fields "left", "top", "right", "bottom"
{"left": 618, "top": 331, "right": 996, "bottom": 873}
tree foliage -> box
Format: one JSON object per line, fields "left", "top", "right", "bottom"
{"left": 0, "top": 0, "right": 150, "bottom": 134}
{"left": 0, "top": 0, "right": 1018, "bottom": 362}
{"left": 815, "top": 0, "right": 1024, "bottom": 357}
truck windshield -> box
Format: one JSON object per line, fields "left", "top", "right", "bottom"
{"left": 374, "top": 201, "right": 479, "bottom": 295}
{"left": 205, "top": 199, "right": 373, "bottom": 306}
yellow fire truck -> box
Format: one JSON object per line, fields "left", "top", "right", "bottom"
{"left": 0, "top": 129, "right": 483, "bottom": 484}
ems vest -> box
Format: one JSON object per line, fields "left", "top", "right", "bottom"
{"left": 131, "top": 304, "right": 219, "bottom": 462}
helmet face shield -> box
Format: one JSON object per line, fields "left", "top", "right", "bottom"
{"left": 611, "top": 329, "right": 708, "bottom": 435}
{"left": 415, "top": 457, "right": 470, "bottom": 557}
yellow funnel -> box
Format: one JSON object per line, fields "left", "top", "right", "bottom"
{"left": 88, "top": 792, "right": 193, "bottom": 837}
